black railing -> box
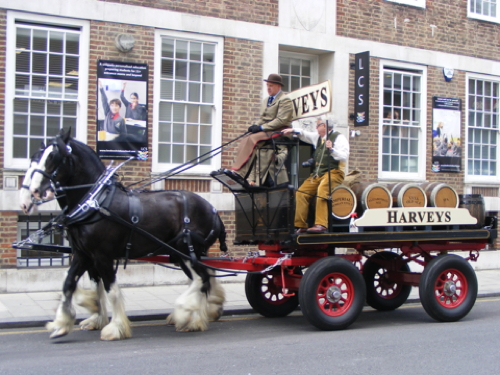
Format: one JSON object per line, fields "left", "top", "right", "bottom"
{"left": 17, "top": 213, "right": 70, "bottom": 267}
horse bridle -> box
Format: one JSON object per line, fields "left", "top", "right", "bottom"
{"left": 31, "top": 141, "right": 73, "bottom": 188}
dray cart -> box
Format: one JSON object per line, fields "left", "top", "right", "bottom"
{"left": 205, "top": 136, "right": 499, "bottom": 330}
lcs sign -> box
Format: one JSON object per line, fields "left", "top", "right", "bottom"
{"left": 288, "top": 80, "right": 332, "bottom": 121}
{"left": 354, "top": 51, "right": 369, "bottom": 127}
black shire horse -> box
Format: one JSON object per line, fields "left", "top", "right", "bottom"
{"left": 28, "top": 128, "right": 228, "bottom": 340}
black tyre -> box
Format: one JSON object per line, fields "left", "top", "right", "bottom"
{"left": 245, "top": 272, "right": 299, "bottom": 317}
{"left": 419, "top": 254, "right": 478, "bottom": 322}
{"left": 363, "top": 251, "right": 412, "bottom": 311}
{"left": 299, "top": 257, "right": 366, "bottom": 330}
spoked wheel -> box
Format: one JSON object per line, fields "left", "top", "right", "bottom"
{"left": 363, "top": 251, "right": 412, "bottom": 311}
{"left": 419, "top": 254, "right": 478, "bottom": 322}
{"left": 245, "top": 271, "right": 299, "bottom": 317}
{"left": 299, "top": 257, "right": 366, "bottom": 330}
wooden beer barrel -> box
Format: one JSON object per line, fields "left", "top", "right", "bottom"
{"left": 459, "top": 194, "right": 485, "bottom": 229}
{"left": 331, "top": 185, "right": 357, "bottom": 219}
{"left": 351, "top": 182, "right": 392, "bottom": 211}
{"left": 388, "top": 182, "right": 427, "bottom": 207}
{"left": 420, "top": 182, "right": 459, "bottom": 208}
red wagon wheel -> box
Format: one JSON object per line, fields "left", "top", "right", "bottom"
{"left": 419, "top": 254, "right": 478, "bottom": 322}
{"left": 245, "top": 272, "right": 299, "bottom": 318}
{"left": 299, "top": 257, "right": 365, "bottom": 330}
{"left": 363, "top": 251, "right": 412, "bottom": 311}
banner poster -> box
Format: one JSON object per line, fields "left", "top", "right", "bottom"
{"left": 96, "top": 60, "right": 148, "bottom": 160}
{"left": 431, "top": 97, "right": 461, "bottom": 173}
{"left": 354, "top": 51, "right": 370, "bottom": 127}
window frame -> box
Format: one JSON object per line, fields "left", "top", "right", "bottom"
{"left": 278, "top": 51, "right": 319, "bottom": 93}
{"left": 385, "top": 0, "right": 426, "bottom": 8}
{"left": 468, "top": 0, "right": 499, "bottom": 23}
{"left": 465, "top": 73, "right": 500, "bottom": 184}
{"left": 4, "top": 11, "right": 89, "bottom": 170}
{"left": 378, "top": 61, "right": 427, "bottom": 181}
{"left": 152, "top": 30, "right": 223, "bottom": 174}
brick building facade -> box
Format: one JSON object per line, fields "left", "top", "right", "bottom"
{"left": 1, "top": 0, "right": 499, "bottom": 285}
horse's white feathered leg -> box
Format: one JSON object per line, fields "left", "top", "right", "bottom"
{"left": 168, "top": 262, "right": 209, "bottom": 332}
{"left": 100, "top": 282, "right": 131, "bottom": 341}
{"left": 207, "top": 271, "right": 225, "bottom": 322}
{"left": 46, "top": 292, "right": 75, "bottom": 339}
{"left": 78, "top": 280, "right": 109, "bottom": 331}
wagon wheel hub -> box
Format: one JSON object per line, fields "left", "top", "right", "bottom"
{"left": 326, "top": 286, "right": 342, "bottom": 303}
{"left": 443, "top": 280, "right": 457, "bottom": 296}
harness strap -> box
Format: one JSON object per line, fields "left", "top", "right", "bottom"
{"left": 123, "top": 191, "right": 143, "bottom": 269}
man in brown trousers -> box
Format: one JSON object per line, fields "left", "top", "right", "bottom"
{"left": 229, "top": 73, "right": 293, "bottom": 187}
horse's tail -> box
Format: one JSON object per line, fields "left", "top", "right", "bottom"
{"left": 217, "top": 214, "right": 228, "bottom": 252}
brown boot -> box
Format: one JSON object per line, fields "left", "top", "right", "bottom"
{"left": 306, "top": 224, "right": 327, "bottom": 233}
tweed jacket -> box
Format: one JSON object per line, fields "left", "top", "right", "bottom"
{"left": 257, "top": 91, "right": 293, "bottom": 131}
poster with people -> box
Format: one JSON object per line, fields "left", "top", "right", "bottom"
{"left": 96, "top": 60, "right": 148, "bottom": 160}
{"left": 431, "top": 97, "right": 461, "bottom": 173}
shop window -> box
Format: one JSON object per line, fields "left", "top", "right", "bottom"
{"left": 379, "top": 64, "right": 426, "bottom": 180}
{"left": 466, "top": 77, "right": 499, "bottom": 181}
{"left": 5, "top": 12, "right": 89, "bottom": 169}
{"left": 154, "top": 32, "right": 222, "bottom": 173}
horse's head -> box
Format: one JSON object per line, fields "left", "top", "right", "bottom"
{"left": 19, "top": 142, "right": 57, "bottom": 214}
{"left": 29, "top": 128, "right": 74, "bottom": 203}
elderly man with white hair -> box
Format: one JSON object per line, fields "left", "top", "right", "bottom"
{"left": 282, "top": 117, "right": 349, "bottom": 233}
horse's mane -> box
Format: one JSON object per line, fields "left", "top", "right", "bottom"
{"left": 67, "top": 137, "right": 105, "bottom": 174}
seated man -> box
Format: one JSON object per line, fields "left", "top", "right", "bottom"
{"left": 282, "top": 117, "right": 349, "bottom": 233}
{"left": 228, "top": 74, "right": 293, "bottom": 186}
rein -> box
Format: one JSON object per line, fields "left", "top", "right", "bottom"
{"left": 129, "top": 131, "right": 250, "bottom": 190}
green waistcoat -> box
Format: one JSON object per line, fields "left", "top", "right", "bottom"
{"left": 312, "top": 131, "right": 340, "bottom": 177}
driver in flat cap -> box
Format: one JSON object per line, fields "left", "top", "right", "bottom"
{"left": 228, "top": 73, "right": 293, "bottom": 187}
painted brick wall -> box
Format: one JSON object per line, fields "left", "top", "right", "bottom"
{"left": 99, "top": 0, "right": 279, "bottom": 26}
{"left": 337, "top": 0, "right": 500, "bottom": 61}
{"left": 0, "top": 212, "right": 17, "bottom": 267}
{"left": 221, "top": 37, "right": 263, "bottom": 171}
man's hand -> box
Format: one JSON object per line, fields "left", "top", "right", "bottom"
{"left": 281, "top": 128, "right": 296, "bottom": 135}
{"left": 248, "top": 124, "right": 261, "bottom": 133}
{"left": 325, "top": 140, "right": 333, "bottom": 150}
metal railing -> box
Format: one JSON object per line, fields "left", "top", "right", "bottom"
{"left": 17, "top": 213, "right": 70, "bottom": 268}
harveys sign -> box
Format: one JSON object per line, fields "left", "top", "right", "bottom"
{"left": 288, "top": 80, "right": 332, "bottom": 121}
{"left": 354, "top": 207, "right": 477, "bottom": 227}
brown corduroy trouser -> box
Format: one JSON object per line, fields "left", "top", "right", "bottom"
{"left": 294, "top": 169, "right": 345, "bottom": 229}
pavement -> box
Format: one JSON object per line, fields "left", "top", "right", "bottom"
{"left": 0, "top": 269, "right": 499, "bottom": 329}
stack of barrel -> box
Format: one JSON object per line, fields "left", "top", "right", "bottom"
{"left": 330, "top": 180, "right": 466, "bottom": 221}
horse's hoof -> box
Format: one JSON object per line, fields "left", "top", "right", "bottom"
{"left": 79, "top": 315, "right": 109, "bottom": 331}
{"left": 49, "top": 327, "right": 70, "bottom": 339}
{"left": 166, "top": 314, "right": 176, "bottom": 325}
{"left": 100, "top": 322, "right": 131, "bottom": 341}
{"left": 80, "top": 321, "right": 98, "bottom": 331}
{"left": 208, "top": 306, "right": 224, "bottom": 322}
